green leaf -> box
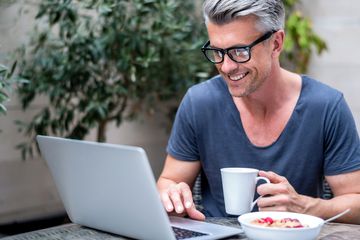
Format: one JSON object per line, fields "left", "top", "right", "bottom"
{"left": 0, "top": 64, "right": 8, "bottom": 74}
{"left": 99, "top": 4, "right": 112, "bottom": 14}
{"left": 0, "top": 91, "right": 9, "bottom": 101}
{"left": 10, "top": 61, "right": 17, "bottom": 76}
{"left": 0, "top": 104, "right": 7, "bottom": 115}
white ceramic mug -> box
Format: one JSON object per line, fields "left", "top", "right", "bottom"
{"left": 220, "top": 168, "right": 270, "bottom": 215}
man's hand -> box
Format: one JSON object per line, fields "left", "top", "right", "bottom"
{"left": 157, "top": 155, "right": 204, "bottom": 220}
{"left": 256, "top": 171, "right": 314, "bottom": 213}
{"left": 160, "top": 182, "right": 205, "bottom": 221}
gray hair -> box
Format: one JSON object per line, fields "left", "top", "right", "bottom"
{"left": 203, "top": 0, "right": 285, "bottom": 32}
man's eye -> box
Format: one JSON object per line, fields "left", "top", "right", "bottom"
{"left": 215, "top": 50, "right": 223, "bottom": 58}
{"left": 234, "top": 48, "right": 248, "bottom": 57}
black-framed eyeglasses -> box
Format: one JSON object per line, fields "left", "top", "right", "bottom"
{"left": 201, "top": 30, "right": 277, "bottom": 64}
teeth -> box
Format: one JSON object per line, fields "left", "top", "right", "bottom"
{"left": 229, "top": 72, "right": 248, "bottom": 81}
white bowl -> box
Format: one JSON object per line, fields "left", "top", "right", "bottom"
{"left": 238, "top": 211, "right": 324, "bottom": 240}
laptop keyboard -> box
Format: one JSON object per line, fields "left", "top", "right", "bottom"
{"left": 172, "top": 226, "right": 208, "bottom": 239}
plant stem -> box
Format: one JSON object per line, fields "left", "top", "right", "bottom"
{"left": 97, "top": 120, "right": 107, "bottom": 142}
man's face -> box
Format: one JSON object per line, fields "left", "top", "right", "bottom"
{"left": 207, "top": 16, "right": 274, "bottom": 98}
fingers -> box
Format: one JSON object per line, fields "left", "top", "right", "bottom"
{"left": 259, "top": 170, "right": 288, "bottom": 184}
{"left": 168, "top": 184, "right": 186, "bottom": 213}
{"left": 257, "top": 194, "right": 290, "bottom": 209}
{"left": 257, "top": 193, "right": 308, "bottom": 213}
{"left": 257, "top": 181, "right": 292, "bottom": 196}
{"left": 257, "top": 170, "right": 292, "bottom": 196}
{"left": 170, "top": 182, "right": 192, "bottom": 213}
{"left": 257, "top": 188, "right": 293, "bottom": 212}
{"left": 161, "top": 191, "right": 175, "bottom": 212}
{"left": 161, "top": 182, "right": 205, "bottom": 220}
{"left": 256, "top": 171, "right": 306, "bottom": 213}
{"left": 259, "top": 204, "right": 289, "bottom": 212}
{"left": 187, "top": 204, "right": 206, "bottom": 221}
{"left": 161, "top": 184, "right": 183, "bottom": 213}
{"left": 178, "top": 182, "right": 195, "bottom": 210}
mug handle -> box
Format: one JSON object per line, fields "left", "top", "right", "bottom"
{"left": 250, "top": 177, "right": 270, "bottom": 210}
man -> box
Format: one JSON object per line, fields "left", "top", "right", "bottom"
{"left": 157, "top": 0, "right": 360, "bottom": 223}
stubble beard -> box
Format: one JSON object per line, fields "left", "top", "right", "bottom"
{"left": 228, "top": 74, "right": 265, "bottom": 98}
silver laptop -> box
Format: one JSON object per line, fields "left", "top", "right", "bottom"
{"left": 36, "top": 135, "right": 242, "bottom": 240}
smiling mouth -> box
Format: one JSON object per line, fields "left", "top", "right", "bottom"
{"left": 229, "top": 72, "right": 249, "bottom": 81}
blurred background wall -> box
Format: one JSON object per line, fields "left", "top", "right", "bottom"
{"left": 303, "top": 0, "right": 360, "bottom": 128}
{"left": 0, "top": 0, "right": 359, "bottom": 226}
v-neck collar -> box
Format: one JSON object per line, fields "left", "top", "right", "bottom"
{"left": 219, "top": 75, "right": 306, "bottom": 149}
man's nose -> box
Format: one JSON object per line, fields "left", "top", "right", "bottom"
{"left": 220, "top": 54, "right": 238, "bottom": 73}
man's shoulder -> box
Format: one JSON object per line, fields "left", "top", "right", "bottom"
{"left": 302, "top": 75, "right": 343, "bottom": 103}
{"left": 189, "top": 74, "right": 224, "bottom": 90}
{"left": 187, "top": 75, "right": 226, "bottom": 100}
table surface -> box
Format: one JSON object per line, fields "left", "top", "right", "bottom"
{"left": 2, "top": 217, "right": 360, "bottom": 240}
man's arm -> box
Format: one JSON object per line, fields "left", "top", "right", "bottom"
{"left": 319, "top": 170, "right": 360, "bottom": 223}
{"left": 257, "top": 170, "right": 360, "bottom": 224}
{"left": 157, "top": 154, "right": 205, "bottom": 220}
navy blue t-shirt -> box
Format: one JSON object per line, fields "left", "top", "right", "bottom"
{"left": 167, "top": 75, "right": 360, "bottom": 217}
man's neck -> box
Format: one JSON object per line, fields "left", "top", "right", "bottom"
{"left": 233, "top": 68, "right": 301, "bottom": 119}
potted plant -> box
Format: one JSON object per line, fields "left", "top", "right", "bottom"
{"left": 13, "top": 0, "right": 326, "bottom": 159}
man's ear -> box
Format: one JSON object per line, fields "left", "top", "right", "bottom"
{"left": 272, "top": 30, "right": 285, "bottom": 58}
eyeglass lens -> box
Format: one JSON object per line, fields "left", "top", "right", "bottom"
{"left": 207, "top": 48, "right": 250, "bottom": 63}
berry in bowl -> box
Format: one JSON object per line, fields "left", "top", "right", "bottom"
{"left": 238, "top": 211, "right": 324, "bottom": 240}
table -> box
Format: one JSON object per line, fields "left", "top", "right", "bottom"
{"left": 2, "top": 217, "right": 360, "bottom": 240}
